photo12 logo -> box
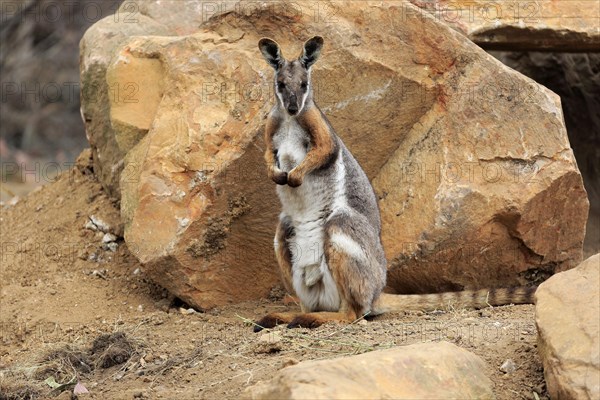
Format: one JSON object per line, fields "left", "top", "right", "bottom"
{"left": 0, "top": 1, "right": 136, "bottom": 24}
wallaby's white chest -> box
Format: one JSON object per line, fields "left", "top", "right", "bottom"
{"left": 273, "top": 118, "right": 308, "bottom": 173}
{"left": 274, "top": 128, "right": 343, "bottom": 312}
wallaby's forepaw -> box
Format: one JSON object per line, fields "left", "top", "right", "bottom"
{"left": 269, "top": 168, "right": 288, "bottom": 185}
{"left": 287, "top": 314, "right": 324, "bottom": 329}
{"left": 287, "top": 169, "right": 303, "bottom": 187}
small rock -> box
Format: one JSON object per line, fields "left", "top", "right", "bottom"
{"left": 91, "top": 269, "right": 108, "bottom": 279}
{"left": 106, "top": 242, "right": 118, "bottom": 252}
{"left": 133, "top": 268, "right": 141, "bottom": 275}
{"left": 87, "top": 215, "right": 110, "bottom": 233}
{"left": 85, "top": 220, "right": 97, "bottom": 231}
{"left": 179, "top": 307, "right": 197, "bottom": 315}
{"left": 49, "top": 289, "right": 57, "bottom": 295}
{"left": 282, "top": 358, "right": 299, "bottom": 368}
{"left": 138, "top": 305, "right": 144, "bottom": 312}
{"left": 500, "top": 359, "right": 517, "bottom": 374}
{"left": 259, "top": 331, "right": 282, "bottom": 344}
{"left": 102, "top": 233, "right": 117, "bottom": 243}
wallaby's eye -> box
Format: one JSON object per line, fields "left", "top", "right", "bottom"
{"left": 300, "top": 82, "right": 308, "bottom": 90}
{"left": 277, "top": 82, "right": 285, "bottom": 91}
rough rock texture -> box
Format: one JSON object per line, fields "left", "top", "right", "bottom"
{"left": 81, "top": 0, "right": 589, "bottom": 309}
{"left": 535, "top": 254, "right": 600, "bottom": 400}
{"left": 79, "top": 0, "right": 225, "bottom": 198}
{"left": 244, "top": 341, "right": 495, "bottom": 399}
{"left": 80, "top": 11, "right": 170, "bottom": 199}
{"left": 490, "top": 51, "right": 600, "bottom": 258}
{"left": 411, "top": 0, "right": 600, "bottom": 51}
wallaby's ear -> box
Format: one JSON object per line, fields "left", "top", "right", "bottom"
{"left": 258, "top": 38, "right": 282, "bottom": 69}
{"left": 301, "top": 36, "right": 324, "bottom": 69}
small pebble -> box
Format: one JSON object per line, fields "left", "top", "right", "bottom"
{"left": 282, "top": 358, "right": 299, "bottom": 368}
{"left": 106, "top": 242, "right": 118, "bottom": 252}
{"left": 259, "top": 331, "right": 282, "bottom": 344}
{"left": 102, "top": 233, "right": 117, "bottom": 243}
{"left": 86, "top": 215, "right": 110, "bottom": 232}
{"left": 500, "top": 358, "right": 517, "bottom": 374}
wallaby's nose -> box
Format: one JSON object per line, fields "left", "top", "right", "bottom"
{"left": 288, "top": 104, "right": 299, "bottom": 115}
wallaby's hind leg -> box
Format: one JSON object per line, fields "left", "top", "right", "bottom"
{"left": 287, "top": 212, "right": 386, "bottom": 329}
{"left": 287, "top": 308, "right": 357, "bottom": 329}
{"left": 274, "top": 214, "right": 295, "bottom": 295}
{"left": 254, "top": 215, "right": 299, "bottom": 332}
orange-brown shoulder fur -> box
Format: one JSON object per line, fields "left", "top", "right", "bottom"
{"left": 264, "top": 116, "right": 287, "bottom": 185}
{"left": 284, "top": 106, "right": 336, "bottom": 187}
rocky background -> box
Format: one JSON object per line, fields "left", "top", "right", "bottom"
{"left": 490, "top": 52, "right": 600, "bottom": 256}
{"left": 1, "top": 1, "right": 598, "bottom": 399}
{"left": 1, "top": 1, "right": 597, "bottom": 257}
{"left": 77, "top": 0, "right": 592, "bottom": 310}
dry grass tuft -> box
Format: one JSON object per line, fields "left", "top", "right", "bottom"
{"left": 90, "top": 332, "right": 141, "bottom": 369}
{"left": 0, "top": 380, "right": 41, "bottom": 400}
{"left": 34, "top": 344, "right": 92, "bottom": 381}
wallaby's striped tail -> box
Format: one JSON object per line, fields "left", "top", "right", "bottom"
{"left": 372, "top": 287, "right": 537, "bottom": 315}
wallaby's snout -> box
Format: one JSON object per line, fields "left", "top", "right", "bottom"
{"left": 258, "top": 36, "right": 324, "bottom": 117}
{"left": 287, "top": 95, "right": 299, "bottom": 115}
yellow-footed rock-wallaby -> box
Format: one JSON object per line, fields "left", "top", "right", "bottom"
{"left": 255, "top": 36, "right": 535, "bottom": 331}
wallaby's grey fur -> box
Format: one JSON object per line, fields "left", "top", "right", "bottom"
{"left": 255, "top": 36, "right": 536, "bottom": 330}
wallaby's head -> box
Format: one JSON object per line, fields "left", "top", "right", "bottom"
{"left": 258, "top": 36, "right": 324, "bottom": 116}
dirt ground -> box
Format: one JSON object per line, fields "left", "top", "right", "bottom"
{"left": 1, "top": 153, "right": 548, "bottom": 399}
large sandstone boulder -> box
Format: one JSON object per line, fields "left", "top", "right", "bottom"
{"left": 79, "top": 0, "right": 215, "bottom": 198}
{"left": 489, "top": 51, "right": 600, "bottom": 258}
{"left": 410, "top": 0, "right": 600, "bottom": 51}
{"left": 81, "top": 0, "right": 589, "bottom": 309}
{"left": 245, "top": 341, "right": 495, "bottom": 399}
{"left": 535, "top": 254, "right": 600, "bottom": 399}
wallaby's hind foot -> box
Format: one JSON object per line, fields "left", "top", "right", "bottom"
{"left": 253, "top": 312, "right": 300, "bottom": 332}
{"left": 287, "top": 311, "right": 358, "bottom": 329}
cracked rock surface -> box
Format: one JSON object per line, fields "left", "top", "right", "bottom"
{"left": 410, "top": 0, "right": 600, "bottom": 51}
{"left": 81, "top": 0, "right": 589, "bottom": 308}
